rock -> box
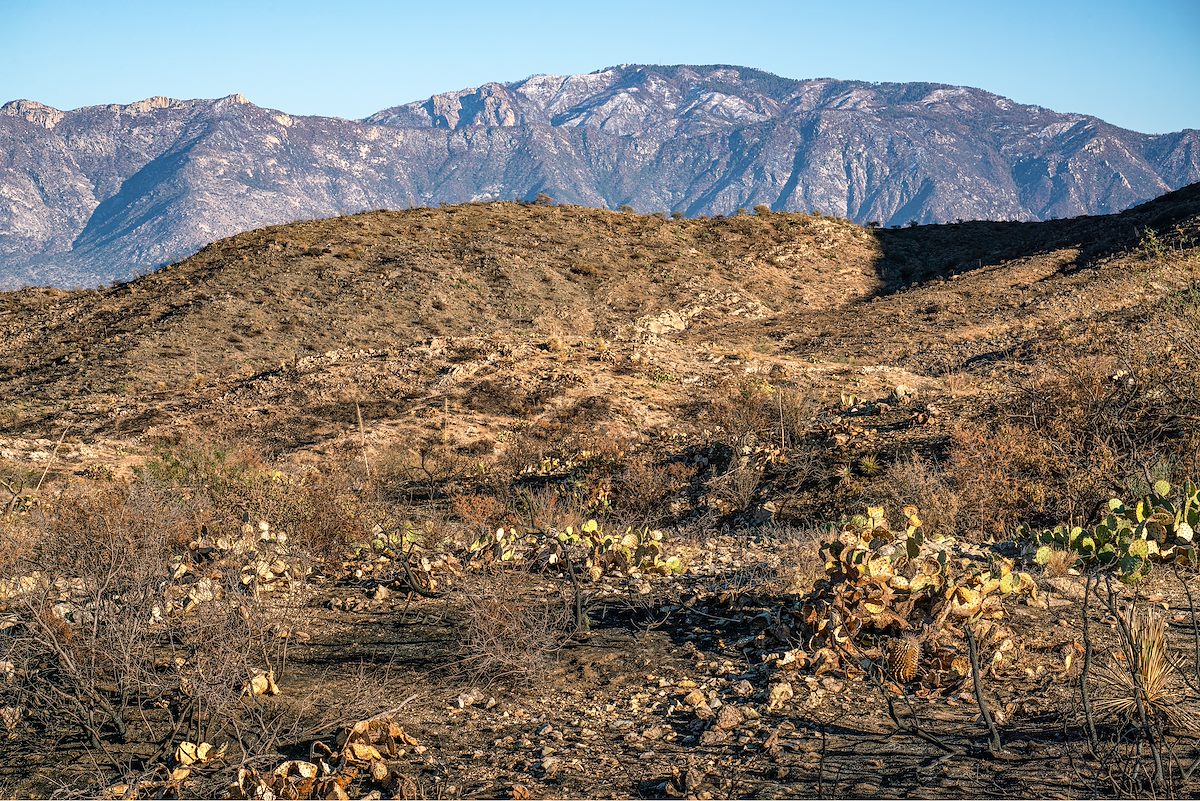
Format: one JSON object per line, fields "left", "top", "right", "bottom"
{"left": 820, "top": 677, "right": 844, "bottom": 693}
{"left": 640, "top": 310, "right": 689, "bottom": 336}
{"left": 732, "top": 679, "right": 754, "bottom": 698}
{"left": 767, "top": 682, "right": 794, "bottom": 710}
{"left": 683, "top": 689, "right": 707, "bottom": 708}
{"left": 540, "top": 756, "right": 562, "bottom": 779}
{"left": 1044, "top": 576, "right": 1086, "bottom": 600}
{"left": 371, "top": 584, "right": 390, "bottom": 601}
{"left": 694, "top": 702, "right": 715, "bottom": 721}
{"left": 893, "top": 384, "right": 918, "bottom": 403}
{"left": 699, "top": 728, "right": 728, "bottom": 745}
{"left": 714, "top": 704, "right": 744, "bottom": 731}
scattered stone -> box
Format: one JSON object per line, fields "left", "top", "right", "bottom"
{"left": 371, "top": 584, "right": 390, "bottom": 601}
{"left": 732, "top": 679, "right": 754, "bottom": 698}
{"left": 767, "top": 682, "right": 794, "bottom": 710}
{"left": 540, "top": 755, "right": 562, "bottom": 779}
{"left": 455, "top": 688, "right": 486, "bottom": 709}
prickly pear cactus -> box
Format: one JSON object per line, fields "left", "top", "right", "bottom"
{"left": 468, "top": 519, "right": 684, "bottom": 578}
{"left": 1029, "top": 479, "right": 1199, "bottom": 582}
{"left": 800, "top": 505, "right": 1035, "bottom": 651}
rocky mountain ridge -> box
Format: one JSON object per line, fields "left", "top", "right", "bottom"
{"left": 2, "top": 64, "right": 1198, "bottom": 288}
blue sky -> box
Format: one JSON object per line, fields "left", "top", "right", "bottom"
{"left": 2, "top": 0, "right": 1197, "bottom": 133}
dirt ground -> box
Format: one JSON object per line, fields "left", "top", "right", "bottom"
{"left": 2, "top": 187, "right": 1200, "bottom": 798}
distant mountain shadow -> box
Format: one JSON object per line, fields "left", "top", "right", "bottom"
{"left": 871, "top": 181, "right": 1200, "bottom": 293}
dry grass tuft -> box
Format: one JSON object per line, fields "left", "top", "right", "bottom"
{"left": 1040, "top": 548, "right": 1079, "bottom": 577}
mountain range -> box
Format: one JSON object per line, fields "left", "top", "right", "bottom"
{"left": 2, "top": 63, "right": 1198, "bottom": 288}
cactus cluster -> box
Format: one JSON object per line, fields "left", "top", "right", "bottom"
{"left": 232, "top": 711, "right": 421, "bottom": 800}
{"left": 800, "top": 505, "right": 1036, "bottom": 651}
{"left": 0, "top": 517, "right": 310, "bottom": 625}
{"left": 1028, "top": 479, "right": 1198, "bottom": 582}
{"left": 468, "top": 519, "right": 684, "bottom": 579}
{"left": 167, "top": 518, "right": 309, "bottom": 614}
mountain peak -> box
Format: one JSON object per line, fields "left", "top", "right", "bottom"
{"left": 1, "top": 99, "right": 65, "bottom": 129}
{"left": 2, "top": 66, "right": 1198, "bottom": 289}
{"left": 116, "top": 95, "right": 187, "bottom": 114}
{"left": 216, "top": 92, "right": 252, "bottom": 107}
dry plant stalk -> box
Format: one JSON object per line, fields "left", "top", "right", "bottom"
{"left": 457, "top": 571, "right": 573, "bottom": 683}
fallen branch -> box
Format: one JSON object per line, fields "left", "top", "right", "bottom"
{"left": 965, "top": 621, "right": 1002, "bottom": 753}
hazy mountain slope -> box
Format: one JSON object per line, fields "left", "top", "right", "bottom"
{"left": 2, "top": 64, "right": 1197, "bottom": 288}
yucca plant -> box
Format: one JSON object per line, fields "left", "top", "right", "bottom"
{"left": 1093, "top": 610, "right": 1200, "bottom": 732}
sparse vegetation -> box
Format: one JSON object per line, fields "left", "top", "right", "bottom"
{"left": 2, "top": 188, "right": 1200, "bottom": 797}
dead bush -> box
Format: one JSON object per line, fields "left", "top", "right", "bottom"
{"left": 0, "top": 481, "right": 300, "bottom": 794}
{"left": 946, "top": 346, "right": 1200, "bottom": 538}
{"left": 0, "top": 514, "right": 38, "bottom": 574}
{"left": 705, "top": 378, "right": 819, "bottom": 448}
{"left": 508, "top": 485, "right": 587, "bottom": 534}
{"left": 138, "top": 436, "right": 372, "bottom": 564}
{"left": 610, "top": 454, "right": 695, "bottom": 525}
{"left": 881, "top": 452, "right": 962, "bottom": 537}
{"left": 766, "top": 524, "right": 827, "bottom": 596}
{"left": 707, "top": 459, "right": 764, "bottom": 515}
{"left": 375, "top": 442, "right": 470, "bottom": 506}
{"left": 455, "top": 570, "right": 574, "bottom": 683}
{"left": 241, "top": 471, "right": 369, "bottom": 563}
{"left": 705, "top": 379, "right": 779, "bottom": 442}
{"left": 946, "top": 422, "right": 1062, "bottom": 539}
{"left": 451, "top": 491, "right": 510, "bottom": 537}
